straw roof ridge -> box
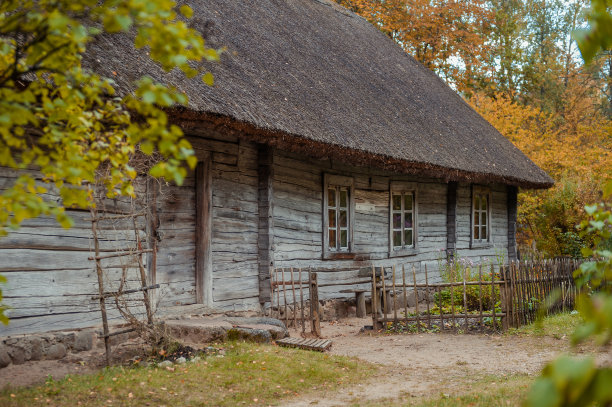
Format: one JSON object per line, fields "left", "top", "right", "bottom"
{"left": 84, "top": 0, "right": 554, "bottom": 188}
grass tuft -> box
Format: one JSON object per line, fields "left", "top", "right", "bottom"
{"left": 506, "top": 312, "right": 582, "bottom": 339}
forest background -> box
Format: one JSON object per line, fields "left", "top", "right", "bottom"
{"left": 335, "top": 0, "right": 612, "bottom": 258}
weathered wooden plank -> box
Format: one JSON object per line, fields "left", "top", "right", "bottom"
{"left": 258, "top": 144, "right": 274, "bottom": 304}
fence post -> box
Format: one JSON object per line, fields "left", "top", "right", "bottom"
{"left": 500, "top": 265, "right": 511, "bottom": 331}
{"left": 309, "top": 272, "right": 321, "bottom": 337}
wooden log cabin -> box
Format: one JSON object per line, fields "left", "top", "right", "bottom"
{"left": 0, "top": 0, "right": 553, "bottom": 336}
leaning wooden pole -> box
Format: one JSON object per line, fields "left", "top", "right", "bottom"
{"left": 91, "top": 207, "right": 111, "bottom": 366}
{"left": 132, "top": 213, "right": 153, "bottom": 326}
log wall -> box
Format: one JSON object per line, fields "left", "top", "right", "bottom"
{"left": 0, "top": 129, "right": 512, "bottom": 336}
{"left": 272, "top": 150, "right": 510, "bottom": 300}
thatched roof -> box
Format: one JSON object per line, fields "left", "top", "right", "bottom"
{"left": 86, "top": 0, "right": 553, "bottom": 188}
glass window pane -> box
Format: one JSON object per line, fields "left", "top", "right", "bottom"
{"left": 392, "top": 194, "right": 401, "bottom": 211}
{"left": 340, "top": 230, "right": 348, "bottom": 248}
{"left": 404, "top": 193, "right": 413, "bottom": 210}
{"left": 404, "top": 229, "right": 413, "bottom": 246}
{"left": 474, "top": 195, "right": 480, "bottom": 213}
{"left": 481, "top": 195, "right": 487, "bottom": 211}
{"left": 393, "top": 231, "right": 402, "bottom": 247}
{"left": 474, "top": 211, "right": 479, "bottom": 226}
{"left": 393, "top": 213, "right": 401, "bottom": 229}
{"left": 339, "top": 210, "right": 347, "bottom": 227}
{"left": 329, "top": 229, "right": 336, "bottom": 250}
{"left": 339, "top": 189, "right": 348, "bottom": 208}
{"left": 405, "top": 213, "right": 412, "bottom": 229}
{"left": 481, "top": 226, "right": 487, "bottom": 240}
{"left": 482, "top": 211, "right": 487, "bottom": 226}
{"left": 328, "top": 188, "right": 336, "bottom": 207}
{"left": 474, "top": 226, "right": 480, "bottom": 240}
{"left": 328, "top": 209, "right": 336, "bottom": 227}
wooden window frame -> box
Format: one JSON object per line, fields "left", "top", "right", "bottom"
{"left": 470, "top": 186, "right": 492, "bottom": 249}
{"left": 389, "top": 181, "right": 418, "bottom": 257}
{"left": 323, "top": 174, "right": 355, "bottom": 260}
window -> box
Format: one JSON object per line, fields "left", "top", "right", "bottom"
{"left": 389, "top": 182, "right": 418, "bottom": 256}
{"left": 327, "top": 187, "right": 350, "bottom": 250}
{"left": 472, "top": 187, "right": 491, "bottom": 246}
{"left": 323, "top": 174, "right": 354, "bottom": 258}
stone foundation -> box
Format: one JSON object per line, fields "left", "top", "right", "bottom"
{"left": 0, "top": 329, "right": 99, "bottom": 368}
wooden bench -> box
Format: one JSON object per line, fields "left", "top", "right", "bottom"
{"left": 340, "top": 289, "right": 367, "bottom": 318}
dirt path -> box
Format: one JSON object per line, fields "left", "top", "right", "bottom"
{"left": 282, "top": 318, "right": 585, "bottom": 407}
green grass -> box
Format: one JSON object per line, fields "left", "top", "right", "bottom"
{"left": 0, "top": 341, "right": 371, "bottom": 407}
{"left": 507, "top": 312, "right": 582, "bottom": 339}
{"left": 354, "top": 374, "right": 533, "bottom": 407}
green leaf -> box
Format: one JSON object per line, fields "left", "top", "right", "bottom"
{"left": 526, "top": 378, "right": 561, "bottom": 407}
{"left": 202, "top": 72, "right": 215, "bottom": 86}
{"left": 180, "top": 5, "right": 193, "bottom": 18}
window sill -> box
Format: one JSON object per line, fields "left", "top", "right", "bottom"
{"left": 322, "top": 252, "right": 357, "bottom": 260}
{"left": 389, "top": 247, "right": 418, "bottom": 258}
{"left": 470, "top": 242, "right": 493, "bottom": 250}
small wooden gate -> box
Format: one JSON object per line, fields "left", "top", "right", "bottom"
{"left": 270, "top": 268, "right": 321, "bottom": 337}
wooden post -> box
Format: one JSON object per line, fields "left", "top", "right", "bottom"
{"left": 490, "top": 264, "right": 496, "bottom": 331}
{"left": 372, "top": 265, "right": 378, "bottom": 329}
{"left": 281, "top": 268, "right": 288, "bottom": 327}
{"left": 402, "top": 265, "right": 408, "bottom": 328}
{"left": 299, "top": 268, "right": 305, "bottom": 332}
{"left": 450, "top": 265, "right": 456, "bottom": 331}
{"left": 195, "top": 155, "right": 213, "bottom": 306}
{"left": 462, "top": 267, "right": 468, "bottom": 330}
{"left": 275, "top": 268, "right": 281, "bottom": 320}
{"left": 412, "top": 265, "right": 420, "bottom": 333}
{"left": 290, "top": 267, "right": 297, "bottom": 328}
{"left": 501, "top": 266, "right": 509, "bottom": 331}
{"left": 425, "top": 264, "right": 431, "bottom": 329}
{"left": 269, "top": 267, "right": 275, "bottom": 318}
{"left": 257, "top": 145, "right": 274, "bottom": 304}
{"left": 392, "top": 265, "right": 398, "bottom": 325}
{"left": 310, "top": 272, "right": 321, "bottom": 337}
{"left": 438, "top": 285, "right": 444, "bottom": 331}
{"left": 381, "top": 267, "right": 388, "bottom": 327}
{"left": 356, "top": 291, "right": 366, "bottom": 318}
{"left": 478, "top": 265, "right": 484, "bottom": 332}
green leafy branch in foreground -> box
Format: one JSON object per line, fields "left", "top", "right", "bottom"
{"left": 527, "top": 180, "right": 612, "bottom": 407}
{"left": 0, "top": 0, "right": 221, "bottom": 235}
{"left": 0, "top": 0, "right": 222, "bottom": 324}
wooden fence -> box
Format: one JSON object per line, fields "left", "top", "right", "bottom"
{"left": 368, "top": 258, "right": 582, "bottom": 333}
{"left": 505, "top": 258, "right": 579, "bottom": 327}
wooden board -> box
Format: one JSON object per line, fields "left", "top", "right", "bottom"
{"left": 276, "top": 337, "right": 333, "bottom": 352}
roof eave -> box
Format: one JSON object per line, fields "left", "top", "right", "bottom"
{"left": 171, "top": 110, "right": 555, "bottom": 190}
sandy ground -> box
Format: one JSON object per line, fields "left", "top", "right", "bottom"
{"left": 282, "top": 318, "right": 611, "bottom": 407}
{"left": 1, "top": 317, "right": 609, "bottom": 407}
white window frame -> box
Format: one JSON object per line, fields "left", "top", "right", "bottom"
{"left": 471, "top": 186, "right": 492, "bottom": 248}
{"left": 323, "top": 174, "right": 355, "bottom": 259}
{"left": 389, "top": 181, "right": 418, "bottom": 257}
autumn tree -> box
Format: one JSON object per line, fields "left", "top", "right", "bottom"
{"left": 0, "top": 0, "right": 220, "bottom": 323}
{"left": 335, "top": 0, "right": 494, "bottom": 92}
